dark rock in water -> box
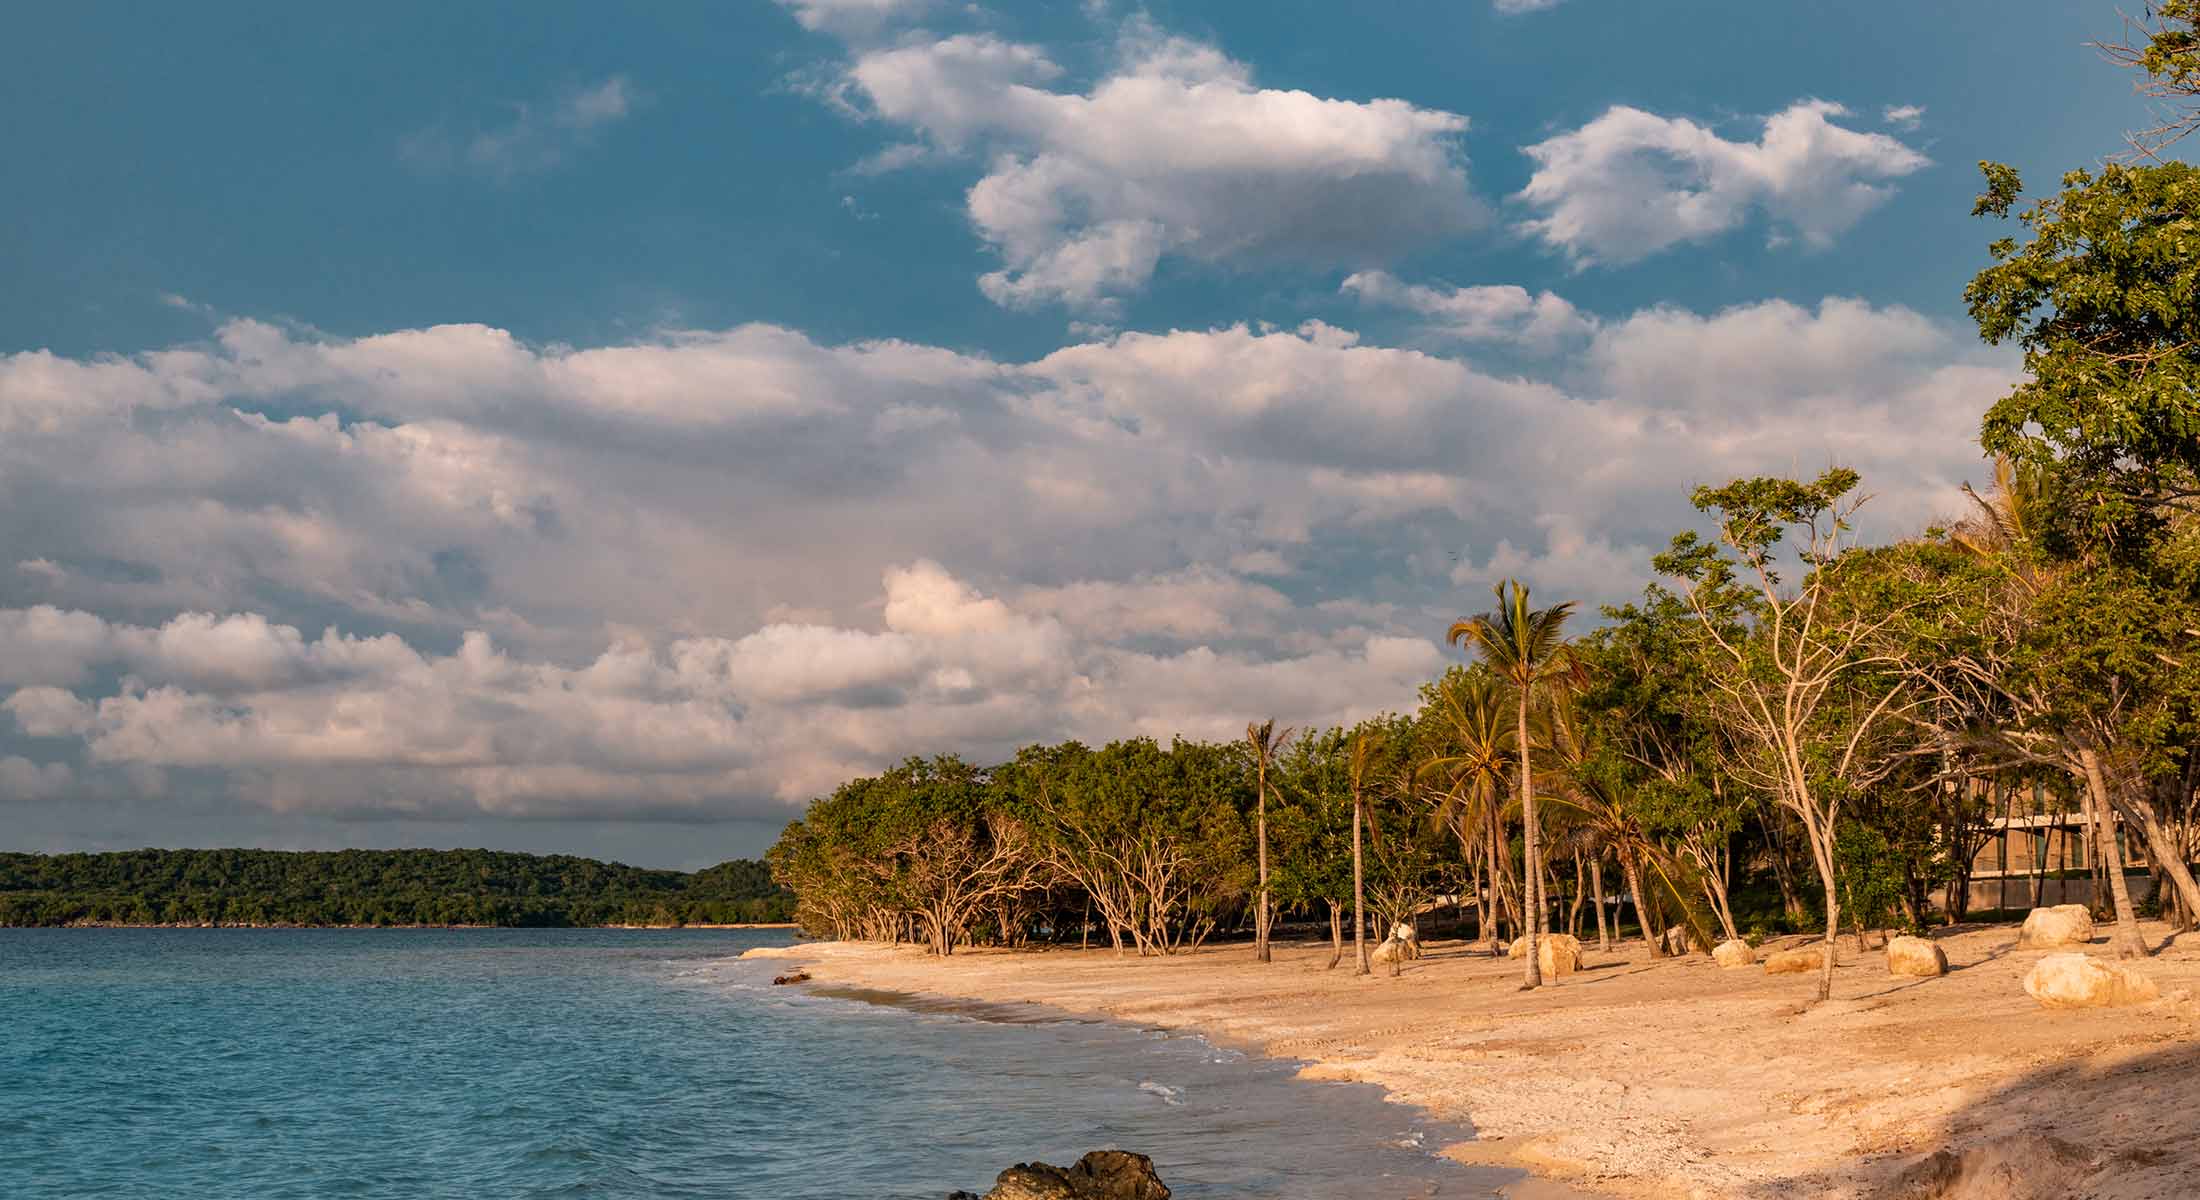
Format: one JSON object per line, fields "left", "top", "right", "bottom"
{"left": 771, "top": 971, "right": 810, "bottom": 985}
{"left": 949, "top": 1150, "right": 1170, "bottom": 1200}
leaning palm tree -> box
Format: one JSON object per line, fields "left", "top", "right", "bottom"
{"left": 1449, "top": 580, "right": 1577, "bottom": 990}
{"left": 1348, "top": 727, "right": 1382, "bottom": 976}
{"left": 1418, "top": 669, "right": 1518, "bottom": 948}
{"left": 1244, "top": 719, "right": 1294, "bottom": 964}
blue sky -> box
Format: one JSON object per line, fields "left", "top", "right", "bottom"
{"left": 0, "top": 1, "right": 2163, "bottom": 866}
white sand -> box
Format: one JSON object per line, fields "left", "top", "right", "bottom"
{"left": 774, "top": 923, "right": 2200, "bottom": 1198}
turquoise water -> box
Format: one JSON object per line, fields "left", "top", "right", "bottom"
{"left": 0, "top": 929, "right": 1509, "bottom": 1198}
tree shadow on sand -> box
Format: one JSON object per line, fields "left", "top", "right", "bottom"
{"left": 1740, "top": 1039, "right": 2200, "bottom": 1199}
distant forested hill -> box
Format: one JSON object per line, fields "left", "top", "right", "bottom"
{"left": 0, "top": 848, "right": 794, "bottom": 927}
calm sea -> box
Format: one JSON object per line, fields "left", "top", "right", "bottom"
{"left": 0, "top": 929, "right": 1519, "bottom": 1198}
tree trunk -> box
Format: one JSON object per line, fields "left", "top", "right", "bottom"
{"left": 1624, "top": 850, "right": 1662, "bottom": 957}
{"left": 1256, "top": 757, "right": 1271, "bottom": 964}
{"left": 1469, "top": 844, "right": 1489, "bottom": 946}
{"left": 1487, "top": 807, "right": 1514, "bottom": 942}
{"left": 1327, "top": 900, "right": 1344, "bottom": 970}
{"left": 1809, "top": 831, "right": 1839, "bottom": 1004}
{"left": 1567, "top": 850, "right": 1587, "bottom": 938}
{"left": 1517, "top": 689, "right": 1543, "bottom": 989}
{"left": 1352, "top": 798, "right": 1370, "bottom": 976}
{"left": 1590, "top": 855, "right": 1610, "bottom": 953}
{"left": 2078, "top": 748, "right": 2149, "bottom": 959}
{"left": 2106, "top": 782, "right": 2200, "bottom": 926}
{"left": 1763, "top": 808, "right": 1807, "bottom": 922}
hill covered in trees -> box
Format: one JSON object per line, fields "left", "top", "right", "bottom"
{"left": 0, "top": 848, "right": 793, "bottom": 927}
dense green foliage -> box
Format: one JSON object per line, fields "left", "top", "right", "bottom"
{"left": 0, "top": 848, "right": 793, "bottom": 927}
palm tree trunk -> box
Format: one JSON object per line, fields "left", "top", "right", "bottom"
{"left": 1590, "top": 855, "right": 1610, "bottom": 952}
{"left": 1327, "top": 900, "right": 1344, "bottom": 969}
{"left": 2079, "top": 748, "right": 2148, "bottom": 958}
{"left": 1517, "top": 688, "right": 1543, "bottom": 989}
{"left": 1467, "top": 839, "right": 1488, "bottom": 945}
{"left": 1256, "top": 760, "right": 1271, "bottom": 964}
{"left": 1352, "top": 797, "right": 1370, "bottom": 975}
{"left": 1623, "top": 849, "right": 1661, "bottom": 957}
{"left": 1487, "top": 806, "right": 1514, "bottom": 943}
{"left": 1567, "top": 850, "right": 1586, "bottom": 938}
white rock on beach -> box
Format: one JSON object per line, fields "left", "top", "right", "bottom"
{"left": 1506, "top": 933, "right": 1583, "bottom": 976}
{"left": 1369, "top": 922, "right": 1420, "bottom": 964}
{"left": 2018, "top": 904, "right": 2096, "bottom": 949}
{"left": 1763, "top": 946, "right": 1824, "bottom": 975}
{"left": 2021, "top": 953, "right": 2160, "bottom": 1008}
{"left": 1885, "top": 935, "right": 1947, "bottom": 978}
{"left": 1712, "top": 939, "right": 1755, "bottom": 969}
{"left": 1661, "top": 925, "right": 1704, "bottom": 956}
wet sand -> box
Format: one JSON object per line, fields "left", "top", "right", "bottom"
{"left": 758, "top": 922, "right": 2200, "bottom": 1198}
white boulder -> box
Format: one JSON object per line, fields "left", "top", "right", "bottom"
{"left": 1502, "top": 932, "right": 1582, "bottom": 976}
{"left": 1764, "top": 946, "right": 1825, "bottom": 975}
{"left": 1885, "top": 935, "right": 1948, "bottom": 978}
{"left": 1370, "top": 923, "right": 1421, "bottom": 965}
{"left": 2018, "top": 905, "right": 2096, "bottom": 949}
{"left": 2022, "top": 953, "right": 2160, "bottom": 1009}
{"left": 1712, "top": 939, "right": 1755, "bottom": 969}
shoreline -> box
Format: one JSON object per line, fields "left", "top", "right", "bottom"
{"left": 758, "top": 923, "right": 2200, "bottom": 1199}
{"left": 5, "top": 921, "right": 799, "bottom": 931}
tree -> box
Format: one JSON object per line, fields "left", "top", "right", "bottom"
{"left": 1274, "top": 727, "right": 1358, "bottom": 969}
{"left": 1968, "top": 161, "right": 2200, "bottom": 546}
{"left": 1961, "top": 161, "right": 2200, "bottom": 940}
{"left": 1450, "top": 580, "right": 1577, "bottom": 990}
{"left": 1657, "top": 471, "right": 1932, "bottom": 1002}
{"left": 1245, "top": 719, "right": 1294, "bottom": 964}
{"left": 1419, "top": 667, "right": 1519, "bottom": 947}
{"left": 2100, "top": 2, "right": 2200, "bottom": 157}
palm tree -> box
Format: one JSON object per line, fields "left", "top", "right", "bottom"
{"left": 1348, "top": 727, "right": 1382, "bottom": 976}
{"left": 1539, "top": 682, "right": 1722, "bottom": 955}
{"left": 1419, "top": 669, "right": 1518, "bottom": 948}
{"left": 1245, "top": 719, "right": 1294, "bottom": 964}
{"left": 1449, "top": 580, "right": 1577, "bottom": 989}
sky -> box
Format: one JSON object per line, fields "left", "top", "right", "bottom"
{"left": 0, "top": 1, "right": 2162, "bottom": 867}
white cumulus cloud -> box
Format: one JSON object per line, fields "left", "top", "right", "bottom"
{"left": 837, "top": 24, "right": 1482, "bottom": 311}
{"left": 1517, "top": 99, "right": 1929, "bottom": 267}
{"left": 1341, "top": 270, "right": 1596, "bottom": 350}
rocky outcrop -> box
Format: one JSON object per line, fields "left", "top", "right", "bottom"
{"left": 2017, "top": 904, "right": 2095, "bottom": 949}
{"left": 1507, "top": 932, "right": 1583, "bottom": 976}
{"left": 2021, "top": 953, "right": 2160, "bottom": 1009}
{"left": 1712, "top": 939, "right": 1755, "bottom": 969}
{"left": 1763, "top": 946, "right": 1825, "bottom": 975}
{"left": 771, "top": 971, "right": 811, "bottom": 985}
{"left": 949, "top": 1151, "right": 1171, "bottom": 1200}
{"left": 1885, "top": 936, "right": 1947, "bottom": 978}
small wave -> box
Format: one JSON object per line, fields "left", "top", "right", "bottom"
{"left": 1137, "top": 1081, "right": 1184, "bottom": 1106}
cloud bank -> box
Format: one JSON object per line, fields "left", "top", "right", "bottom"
{"left": 0, "top": 298, "right": 2009, "bottom": 832}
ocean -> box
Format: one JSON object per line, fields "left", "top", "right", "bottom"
{"left": 0, "top": 928, "right": 1515, "bottom": 1198}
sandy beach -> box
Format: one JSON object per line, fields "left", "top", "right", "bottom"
{"left": 762, "top": 924, "right": 2200, "bottom": 1199}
